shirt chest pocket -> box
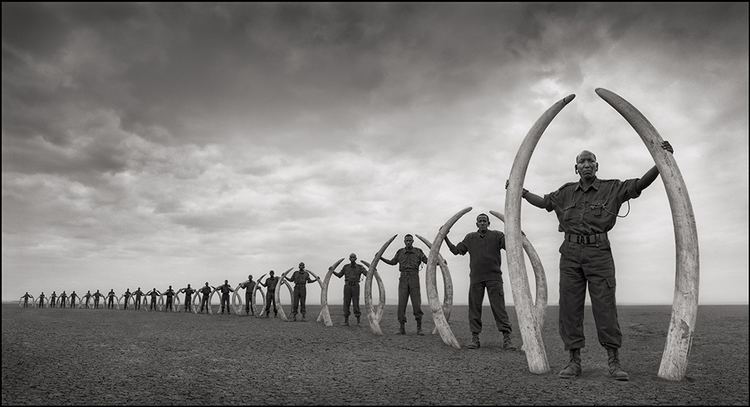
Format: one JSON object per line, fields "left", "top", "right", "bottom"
{"left": 562, "top": 203, "right": 582, "bottom": 223}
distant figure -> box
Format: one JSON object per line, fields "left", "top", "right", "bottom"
{"left": 198, "top": 283, "right": 213, "bottom": 313}
{"left": 22, "top": 292, "right": 32, "bottom": 308}
{"left": 332, "top": 253, "right": 368, "bottom": 326}
{"left": 285, "top": 262, "right": 319, "bottom": 322}
{"left": 93, "top": 290, "right": 104, "bottom": 309}
{"left": 380, "top": 234, "right": 428, "bottom": 335}
{"left": 83, "top": 290, "right": 92, "bottom": 309}
{"left": 146, "top": 288, "right": 161, "bottom": 311}
{"left": 50, "top": 291, "right": 57, "bottom": 308}
{"left": 164, "top": 286, "right": 176, "bottom": 312}
{"left": 215, "top": 280, "right": 234, "bottom": 315}
{"left": 107, "top": 289, "right": 117, "bottom": 309}
{"left": 239, "top": 275, "right": 256, "bottom": 316}
{"left": 123, "top": 289, "right": 132, "bottom": 310}
{"left": 38, "top": 292, "right": 46, "bottom": 308}
{"left": 259, "top": 271, "right": 279, "bottom": 318}
{"left": 133, "top": 287, "right": 144, "bottom": 310}
{"left": 70, "top": 291, "right": 78, "bottom": 308}
{"left": 178, "top": 284, "right": 196, "bottom": 313}
{"left": 59, "top": 291, "right": 68, "bottom": 308}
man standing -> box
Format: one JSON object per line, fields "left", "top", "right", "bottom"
{"left": 178, "top": 285, "right": 196, "bottom": 313}
{"left": 445, "top": 213, "right": 515, "bottom": 350}
{"left": 332, "top": 253, "right": 368, "bottom": 326}
{"left": 93, "top": 290, "right": 104, "bottom": 309}
{"left": 517, "top": 141, "right": 673, "bottom": 381}
{"left": 380, "top": 234, "right": 428, "bottom": 335}
{"left": 146, "top": 288, "right": 160, "bottom": 311}
{"left": 107, "top": 289, "right": 117, "bottom": 309}
{"left": 133, "top": 287, "right": 144, "bottom": 310}
{"left": 239, "top": 275, "right": 257, "bottom": 316}
{"left": 83, "top": 290, "right": 92, "bottom": 309}
{"left": 215, "top": 280, "right": 234, "bottom": 315}
{"left": 285, "top": 263, "right": 319, "bottom": 322}
{"left": 70, "top": 291, "right": 78, "bottom": 308}
{"left": 59, "top": 291, "right": 68, "bottom": 308}
{"left": 22, "top": 292, "right": 32, "bottom": 308}
{"left": 50, "top": 291, "right": 57, "bottom": 308}
{"left": 38, "top": 292, "right": 46, "bottom": 308}
{"left": 163, "top": 286, "right": 176, "bottom": 312}
{"left": 259, "top": 271, "right": 279, "bottom": 318}
{"left": 198, "top": 283, "right": 214, "bottom": 314}
{"left": 122, "top": 289, "right": 132, "bottom": 310}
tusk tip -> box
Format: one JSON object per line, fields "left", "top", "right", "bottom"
{"left": 563, "top": 94, "right": 576, "bottom": 104}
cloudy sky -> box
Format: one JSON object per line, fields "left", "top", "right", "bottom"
{"left": 2, "top": 3, "right": 747, "bottom": 306}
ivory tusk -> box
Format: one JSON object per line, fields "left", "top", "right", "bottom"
{"left": 318, "top": 258, "right": 345, "bottom": 326}
{"left": 425, "top": 208, "right": 472, "bottom": 349}
{"left": 255, "top": 273, "right": 267, "bottom": 316}
{"left": 232, "top": 285, "right": 243, "bottom": 314}
{"left": 360, "top": 260, "right": 386, "bottom": 323}
{"left": 193, "top": 293, "right": 201, "bottom": 314}
{"left": 489, "top": 210, "right": 547, "bottom": 329}
{"left": 415, "top": 234, "right": 454, "bottom": 337}
{"left": 274, "top": 268, "right": 295, "bottom": 321}
{"left": 506, "top": 93, "right": 575, "bottom": 374}
{"left": 596, "top": 87, "right": 699, "bottom": 381}
{"left": 364, "top": 235, "right": 397, "bottom": 335}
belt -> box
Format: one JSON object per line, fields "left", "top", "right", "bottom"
{"left": 345, "top": 281, "right": 360, "bottom": 286}
{"left": 399, "top": 270, "right": 419, "bottom": 274}
{"left": 565, "top": 232, "right": 608, "bottom": 245}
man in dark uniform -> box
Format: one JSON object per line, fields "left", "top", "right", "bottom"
{"left": 285, "top": 263, "right": 319, "bottom": 322}
{"left": 380, "top": 234, "right": 429, "bottom": 335}
{"left": 93, "top": 290, "right": 104, "bottom": 309}
{"left": 50, "top": 291, "right": 57, "bottom": 308}
{"left": 239, "top": 275, "right": 257, "bottom": 316}
{"left": 178, "top": 285, "right": 195, "bottom": 313}
{"left": 517, "top": 141, "right": 673, "bottom": 381}
{"left": 123, "top": 288, "right": 132, "bottom": 310}
{"left": 164, "top": 286, "right": 175, "bottom": 312}
{"left": 198, "top": 283, "right": 213, "bottom": 313}
{"left": 83, "top": 290, "right": 92, "bottom": 308}
{"left": 107, "top": 289, "right": 116, "bottom": 309}
{"left": 59, "top": 291, "right": 68, "bottom": 308}
{"left": 259, "top": 271, "right": 279, "bottom": 318}
{"left": 332, "top": 253, "right": 368, "bottom": 326}
{"left": 38, "top": 292, "right": 46, "bottom": 308}
{"left": 70, "top": 291, "right": 78, "bottom": 308}
{"left": 133, "top": 287, "right": 144, "bottom": 310}
{"left": 146, "top": 288, "right": 160, "bottom": 310}
{"left": 445, "top": 213, "right": 515, "bottom": 350}
{"left": 22, "top": 292, "right": 32, "bottom": 308}
{"left": 215, "top": 280, "right": 234, "bottom": 314}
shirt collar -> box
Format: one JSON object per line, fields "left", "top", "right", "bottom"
{"left": 576, "top": 177, "right": 600, "bottom": 192}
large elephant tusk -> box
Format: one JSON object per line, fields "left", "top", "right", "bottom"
{"left": 424, "top": 208, "right": 472, "bottom": 349}
{"left": 232, "top": 285, "right": 243, "bottom": 314}
{"left": 365, "top": 235, "right": 397, "bottom": 335}
{"left": 360, "top": 260, "right": 386, "bottom": 323}
{"left": 318, "top": 258, "right": 345, "bottom": 326}
{"left": 415, "top": 234, "right": 454, "bottom": 336}
{"left": 489, "top": 210, "right": 547, "bottom": 329}
{"left": 596, "top": 88, "right": 699, "bottom": 381}
{"left": 193, "top": 293, "right": 202, "bottom": 314}
{"left": 255, "top": 273, "right": 267, "bottom": 316}
{"left": 274, "top": 268, "right": 295, "bottom": 321}
{"left": 506, "top": 93, "right": 575, "bottom": 374}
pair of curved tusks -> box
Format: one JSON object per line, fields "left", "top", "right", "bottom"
{"left": 506, "top": 88, "right": 698, "bottom": 380}
{"left": 273, "top": 268, "right": 295, "bottom": 321}
{"left": 364, "top": 235, "right": 396, "bottom": 335}
{"left": 414, "top": 234, "right": 453, "bottom": 337}
{"left": 319, "top": 258, "right": 385, "bottom": 327}
{"left": 19, "top": 296, "right": 36, "bottom": 308}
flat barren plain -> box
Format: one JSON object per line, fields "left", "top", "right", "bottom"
{"left": 2, "top": 303, "right": 747, "bottom": 405}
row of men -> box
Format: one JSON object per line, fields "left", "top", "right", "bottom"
{"left": 18, "top": 142, "right": 674, "bottom": 381}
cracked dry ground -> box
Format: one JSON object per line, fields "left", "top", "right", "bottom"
{"left": 2, "top": 304, "right": 747, "bottom": 405}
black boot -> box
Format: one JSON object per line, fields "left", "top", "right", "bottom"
{"left": 416, "top": 320, "right": 424, "bottom": 336}
{"left": 466, "top": 333, "right": 480, "bottom": 349}
{"left": 558, "top": 349, "right": 582, "bottom": 379}
{"left": 502, "top": 331, "right": 516, "bottom": 350}
{"left": 398, "top": 322, "right": 406, "bottom": 335}
{"left": 344, "top": 317, "right": 349, "bottom": 326}
{"left": 356, "top": 316, "right": 360, "bottom": 325}
{"left": 607, "top": 347, "right": 629, "bottom": 381}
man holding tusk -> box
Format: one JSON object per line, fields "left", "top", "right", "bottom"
{"left": 512, "top": 140, "right": 673, "bottom": 381}
{"left": 163, "top": 285, "right": 176, "bottom": 312}
{"left": 83, "top": 290, "right": 92, "bottom": 309}
{"left": 215, "top": 280, "right": 235, "bottom": 314}
{"left": 59, "top": 291, "right": 68, "bottom": 308}
{"left": 22, "top": 292, "right": 32, "bottom": 308}
{"left": 107, "top": 289, "right": 116, "bottom": 309}
{"left": 122, "top": 288, "right": 132, "bottom": 310}
{"left": 93, "top": 290, "right": 104, "bottom": 309}
{"left": 259, "top": 271, "right": 279, "bottom": 318}
{"left": 50, "top": 291, "right": 57, "bottom": 308}
{"left": 70, "top": 291, "right": 78, "bottom": 308}
{"left": 198, "top": 282, "right": 214, "bottom": 313}
{"left": 178, "top": 284, "right": 196, "bottom": 313}
{"left": 444, "top": 214, "right": 515, "bottom": 351}
{"left": 331, "top": 253, "right": 368, "bottom": 326}
{"left": 133, "top": 287, "right": 144, "bottom": 310}
{"left": 380, "top": 234, "right": 429, "bottom": 335}
{"left": 146, "top": 288, "right": 160, "bottom": 311}
{"left": 285, "top": 262, "right": 319, "bottom": 322}
{"left": 38, "top": 292, "right": 46, "bottom": 308}
{"left": 239, "top": 275, "right": 257, "bottom": 316}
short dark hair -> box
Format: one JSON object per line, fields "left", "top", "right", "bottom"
{"left": 477, "top": 213, "right": 489, "bottom": 221}
{"left": 405, "top": 234, "right": 413, "bottom": 238}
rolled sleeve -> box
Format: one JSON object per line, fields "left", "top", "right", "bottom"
{"left": 616, "top": 178, "right": 642, "bottom": 202}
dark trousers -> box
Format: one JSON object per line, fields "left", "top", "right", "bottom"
{"left": 94, "top": 299, "right": 99, "bottom": 308}
{"left": 60, "top": 299, "right": 66, "bottom": 308}
{"left": 468, "top": 279, "right": 512, "bottom": 334}
{"left": 245, "top": 293, "right": 254, "bottom": 315}
{"left": 135, "top": 297, "right": 141, "bottom": 310}
{"left": 124, "top": 298, "right": 129, "bottom": 310}
{"left": 184, "top": 296, "right": 192, "bottom": 312}
{"left": 70, "top": 299, "right": 75, "bottom": 308}
{"left": 150, "top": 298, "right": 157, "bottom": 310}
{"left": 108, "top": 298, "right": 114, "bottom": 309}
{"left": 292, "top": 285, "right": 306, "bottom": 316}
{"left": 265, "top": 293, "right": 277, "bottom": 315}
{"left": 201, "top": 295, "right": 210, "bottom": 312}
{"left": 343, "top": 282, "right": 361, "bottom": 318}
{"left": 558, "top": 241, "right": 622, "bottom": 350}
{"left": 221, "top": 294, "right": 230, "bottom": 313}
{"left": 397, "top": 273, "right": 423, "bottom": 323}
{"left": 166, "top": 298, "right": 173, "bottom": 311}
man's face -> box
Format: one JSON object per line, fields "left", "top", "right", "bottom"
{"left": 270, "top": 271, "right": 275, "bottom": 277}
{"left": 349, "top": 253, "right": 357, "bottom": 263}
{"left": 248, "top": 275, "right": 253, "bottom": 280}
{"left": 299, "top": 262, "right": 305, "bottom": 270}
{"left": 224, "top": 280, "right": 228, "bottom": 284}
{"left": 205, "top": 283, "right": 209, "bottom": 287}
{"left": 404, "top": 235, "right": 414, "bottom": 248}
{"left": 575, "top": 151, "right": 598, "bottom": 180}
{"left": 187, "top": 284, "right": 191, "bottom": 288}
{"left": 476, "top": 216, "right": 490, "bottom": 232}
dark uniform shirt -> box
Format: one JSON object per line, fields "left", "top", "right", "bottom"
{"left": 183, "top": 288, "right": 195, "bottom": 299}
{"left": 199, "top": 286, "right": 212, "bottom": 296}
{"left": 337, "top": 263, "right": 368, "bottom": 283}
{"left": 165, "top": 289, "right": 175, "bottom": 298}
{"left": 217, "top": 284, "right": 232, "bottom": 295}
{"left": 542, "top": 178, "right": 642, "bottom": 235}
{"left": 264, "top": 277, "right": 279, "bottom": 291}
{"left": 290, "top": 270, "right": 315, "bottom": 285}
{"left": 387, "top": 247, "right": 428, "bottom": 273}
{"left": 455, "top": 230, "right": 505, "bottom": 284}
{"left": 108, "top": 291, "right": 115, "bottom": 299}
{"left": 241, "top": 280, "right": 256, "bottom": 292}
